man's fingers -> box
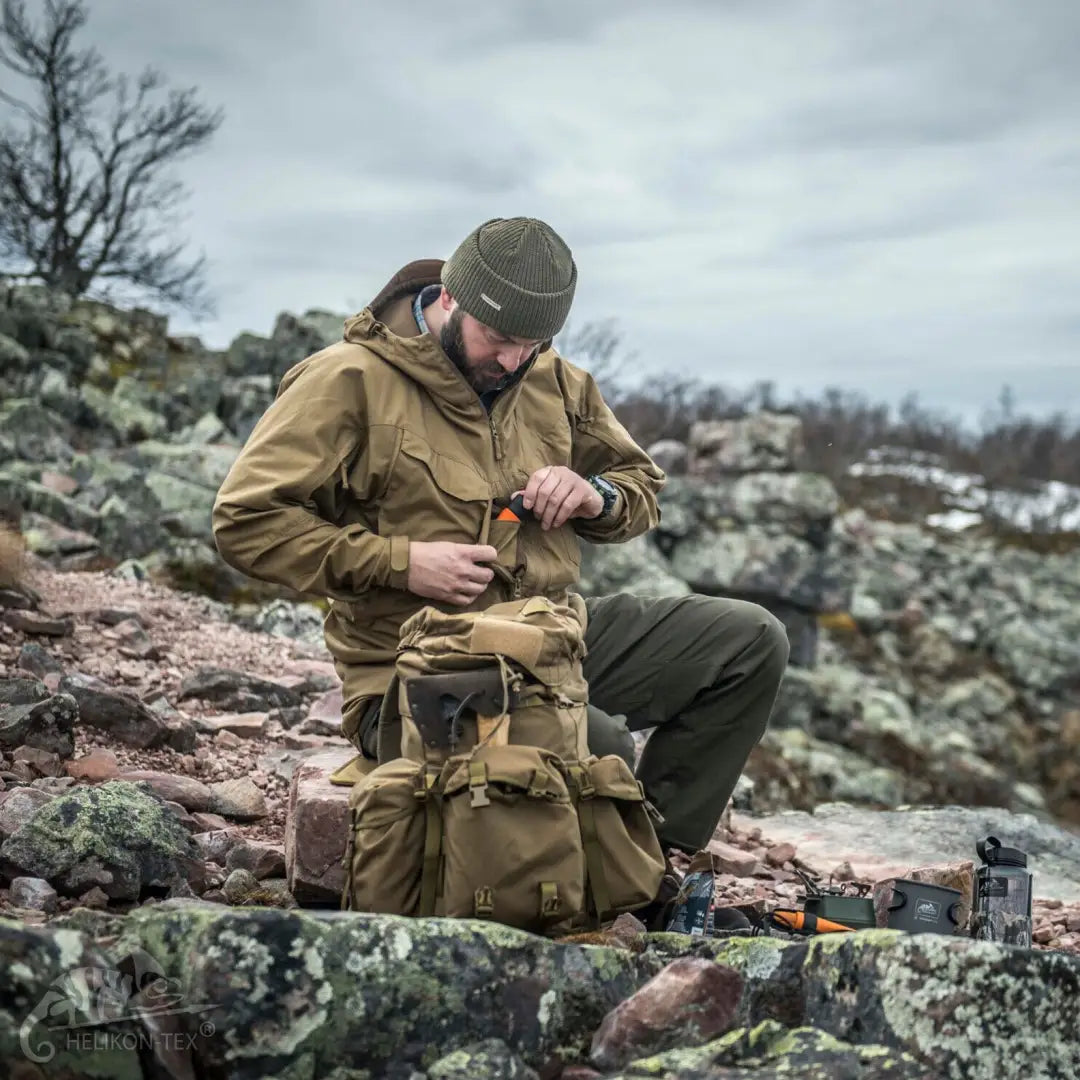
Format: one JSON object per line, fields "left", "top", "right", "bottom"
{"left": 464, "top": 544, "right": 499, "bottom": 563}
{"left": 463, "top": 563, "right": 495, "bottom": 585}
{"left": 551, "top": 489, "right": 585, "bottom": 529}
{"left": 531, "top": 470, "right": 564, "bottom": 520}
{"left": 540, "top": 478, "right": 576, "bottom": 529}
{"left": 522, "top": 467, "right": 554, "bottom": 511}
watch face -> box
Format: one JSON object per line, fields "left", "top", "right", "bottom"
{"left": 593, "top": 476, "right": 617, "bottom": 497}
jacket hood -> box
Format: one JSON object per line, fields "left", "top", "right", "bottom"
{"left": 341, "top": 259, "right": 539, "bottom": 410}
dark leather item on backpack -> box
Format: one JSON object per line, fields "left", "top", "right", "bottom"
{"left": 404, "top": 668, "right": 521, "bottom": 751}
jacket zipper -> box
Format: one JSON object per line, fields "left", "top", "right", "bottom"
{"left": 489, "top": 418, "right": 504, "bottom": 461}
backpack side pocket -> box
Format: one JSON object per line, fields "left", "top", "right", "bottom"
{"left": 344, "top": 758, "right": 428, "bottom": 916}
{"left": 568, "top": 755, "right": 666, "bottom": 925}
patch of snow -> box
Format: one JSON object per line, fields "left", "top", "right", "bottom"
{"left": 849, "top": 455, "right": 1080, "bottom": 533}
{"left": 926, "top": 510, "right": 984, "bottom": 531}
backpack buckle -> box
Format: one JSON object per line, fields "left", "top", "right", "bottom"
{"left": 539, "top": 881, "right": 561, "bottom": 917}
{"left": 474, "top": 886, "right": 494, "bottom": 918}
{"left": 468, "top": 761, "right": 490, "bottom": 808}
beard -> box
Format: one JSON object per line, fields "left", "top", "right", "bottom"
{"left": 439, "top": 309, "right": 504, "bottom": 394}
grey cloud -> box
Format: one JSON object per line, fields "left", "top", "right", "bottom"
{"left": 31, "top": 0, "right": 1077, "bottom": 418}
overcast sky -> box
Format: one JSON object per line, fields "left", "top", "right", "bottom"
{"left": 50, "top": 1, "right": 1080, "bottom": 418}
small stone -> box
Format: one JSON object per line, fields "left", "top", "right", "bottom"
{"left": 705, "top": 839, "right": 758, "bottom": 877}
{"left": 192, "top": 829, "right": 241, "bottom": 865}
{"left": 115, "top": 619, "right": 160, "bottom": 660}
{"left": 0, "top": 693, "right": 78, "bottom": 758}
{"left": 0, "top": 787, "right": 55, "bottom": 838}
{"left": 11, "top": 745, "right": 62, "bottom": 777}
{"left": 163, "top": 800, "right": 197, "bottom": 830}
{"left": 9, "top": 876, "right": 58, "bottom": 913}
{"left": 30, "top": 776, "right": 76, "bottom": 793}
{"left": 167, "top": 877, "right": 197, "bottom": 900}
{"left": 200, "top": 713, "right": 268, "bottom": 738}
{"left": 178, "top": 668, "right": 303, "bottom": 711}
{"left": 16, "top": 642, "right": 64, "bottom": 678}
{"left": 118, "top": 770, "right": 213, "bottom": 811}
{"left": 222, "top": 867, "right": 258, "bottom": 904}
{"left": 765, "top": 842, "right": 796, "bottom": 868}
{"left": 208, "top": 777, "right": 267, "bottom": 821}
{"left": 77, "top": 886, "right": 110, "bottom": 910}
{"left": 4, "top": 610, "right": 74, "bottom": 636}
{"left": 1041, "top": 898, "right": 1064, "bottom": 910}
{"left": 225, "top": 839, "right": 286, "bottom": 880}
{"left": 163, "top": 716, "right": 197, "bottom": 754}
{"left": 832, "top": 861, "right": 857, "bottom": 882}
{"left": 201, "top": 889, "right": 227, "bottom": 904}
{"left": 213, "top": 729, "right": 242, "bottom": 748}
{"left": 65, "top": 748, "right": 120, "bottom": 782}
{"left": 221, "top": 868, "right": 296, "bottom": 908}
{"left": 1033, "top": 924, "right": 1055, "bottom": 944}
{"left": 301, "top": 687, "right": 343, "bottom": 737}
{"left": 1066, "top": 914, "right": 1080, "bottom": 933}
{"left": 58, "top": 673, "right": 169, "bottom": 749}
{"left": 189, "top": 811, "right": 231, "bottom": 831}
{"left": 94, "top": 608, "right": 145, "bottom": 627}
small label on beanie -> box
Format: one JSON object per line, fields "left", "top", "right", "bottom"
{"left": 480, "top": 292, "right": 502, "bottom": 311}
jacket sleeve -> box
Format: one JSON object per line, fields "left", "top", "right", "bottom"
{"left": 211, "top": 354, "right": 409, "bottom": 600}
{"left": 564, "top": 366, "right": 665, "bottom": 544}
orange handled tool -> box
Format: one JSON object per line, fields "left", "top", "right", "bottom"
{"left": 769, "top": 910, "right": 855, "bottom": 935}
{"left": 495, "top": 493, "right": 530, "bottom": 523}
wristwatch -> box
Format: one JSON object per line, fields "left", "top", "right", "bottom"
{"left": 586, "top": 474, "right": 619, "bottom": 518}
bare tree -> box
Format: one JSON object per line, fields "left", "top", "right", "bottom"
{"left": 0, "top": 0, "right": 223, "bottom": 314}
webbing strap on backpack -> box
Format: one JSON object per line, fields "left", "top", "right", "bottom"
{"left": 418, "top": 770, "right": 443, "bottom": 916}
{"left": 568, "top": 763, "right": 612, "bottom": 927}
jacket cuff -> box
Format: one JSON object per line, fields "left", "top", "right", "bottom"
{"left": 388, "top": 534, "right": 410, "bottom": 589}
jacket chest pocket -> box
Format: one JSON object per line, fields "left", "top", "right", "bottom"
{"left": 378, "top": 430, "right": 493, "bottom": 542}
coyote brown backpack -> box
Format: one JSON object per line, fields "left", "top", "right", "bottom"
{"left": 341, "top": 595, "right": 666, "bottom": 934}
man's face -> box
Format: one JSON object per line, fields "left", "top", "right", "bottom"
{"left": 440, "top": 306, "right": 543, "bottom": 394}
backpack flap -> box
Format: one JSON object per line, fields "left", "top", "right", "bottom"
{"left": 437, "top": 744, "right": 586, "bottom": 933}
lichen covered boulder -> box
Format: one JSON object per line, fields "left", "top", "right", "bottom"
{"left": 0, "top": 907, "right": 1077, "bottom": 1079}
{"left": 0, "top": 780, "right": 196, "bottom": 900}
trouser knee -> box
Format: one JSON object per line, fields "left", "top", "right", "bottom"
{"left": 586, "top": 705, "right": 636, "bottom": 772}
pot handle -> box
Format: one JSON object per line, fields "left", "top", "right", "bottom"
{"left": 887, "top": 886, "right": 907, "bottom": 912}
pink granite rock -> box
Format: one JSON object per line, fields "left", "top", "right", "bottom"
{"left": 590, "top": 957, "right": 743, "bottom": 1070}
{"left": 284, "top": 747, "right": 355, "bottom": 903}
{"left": 705, "top": 839, "right": 758, "bottom": 877}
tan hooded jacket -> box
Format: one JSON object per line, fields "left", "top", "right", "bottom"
{"left": 212, "top": 261, "right": 665, "bottom": 698}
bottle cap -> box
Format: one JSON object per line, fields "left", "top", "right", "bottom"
{"left": 977, "top": 835, "right": 1028, "bottom": 868}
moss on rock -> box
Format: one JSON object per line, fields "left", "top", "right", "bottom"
{"left": 0, "top": 780, "right": 196, "bottom": 900}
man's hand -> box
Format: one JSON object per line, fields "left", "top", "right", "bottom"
{"left": 520, "top": 466, "right": 603, "bottom": 530}
{"left": 407, "top": 541, "right": 498, "bottom": 606}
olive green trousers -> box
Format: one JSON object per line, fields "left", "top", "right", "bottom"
{"left": 582, "top": 593, "right": 789, "bottom": 853}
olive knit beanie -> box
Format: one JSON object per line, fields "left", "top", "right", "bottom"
{"left": 441, "top": 217, "right": 577, "bottom": 341}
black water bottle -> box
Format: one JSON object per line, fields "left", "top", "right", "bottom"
{"left": 972, "top": 836, "right": 1033, "bottom": 948}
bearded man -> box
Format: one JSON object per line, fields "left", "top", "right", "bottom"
{"left": 212, "top": 216, "right": 789, "bottom": 929}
